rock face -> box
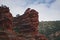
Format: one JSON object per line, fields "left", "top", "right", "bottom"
{"left": 14, "top": 8, "right": 48, "bottom": 40}
{"left": 0, "top": 5, "right": 48, "bottom": 40}
{"left": 0, "top": 5, "right": 13, "bottom": 31}
{"left": 15, "top": 8, "right": 38, "bottom": 33}
{"left": 0, "top": 5, "right": 17, "bottom": 40}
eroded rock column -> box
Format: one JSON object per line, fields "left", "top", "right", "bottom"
{"left": 15, "top": 8, "right": 48, "bottom": 40}
{"left": 0, "top": 5, "right": 17, "bottom": 40}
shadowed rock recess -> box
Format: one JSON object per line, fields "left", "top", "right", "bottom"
{"left": 0, "top": 5, "right": 48, "bottom": 40}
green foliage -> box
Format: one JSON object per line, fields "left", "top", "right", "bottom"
{"left": 39, "top": 21, "right": 60, "bottom": 40}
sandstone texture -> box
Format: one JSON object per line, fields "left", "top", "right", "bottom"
{"left": 0, "top": 5, "right": 18, "bottom": 40}
{"left": 14, "top": 8, "right": 48, "bottom": 40}
{"left": 0, "top": 5, "right": 48, "bottom": 40}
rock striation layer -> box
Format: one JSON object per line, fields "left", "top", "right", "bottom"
{"left": 14, "top": 8, "right": 48, "bottom": 40}
{"left": 0, "top": 5, "right": 18, "bottom": 40}
{"left": 0, "top": 5, "right": 48, "bottom": 40}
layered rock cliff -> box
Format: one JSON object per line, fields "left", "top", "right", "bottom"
{"left": 14, "top": 8, "right": 48, "bottom": 40}
{"left": 0, "top": 5, "right": 18, "bottom": 40}
{"left": 0, "top": 5, "right": 48, "bottom": 40}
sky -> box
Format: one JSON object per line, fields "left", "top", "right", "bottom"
{"left": 0, "top": 0, "right": 60, "bottom": 21}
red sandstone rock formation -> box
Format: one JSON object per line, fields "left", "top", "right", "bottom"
{"left": 0, "top": 5, "right": 17, "bottom": 40}
{"left": 0, "top": 5, "right": 48, "bottom": 40}
{"left": 14, "top": 8, "right": 48, "bottom": 40}
{"left": 0, "top": 5, "right": 13, "bottom": 31}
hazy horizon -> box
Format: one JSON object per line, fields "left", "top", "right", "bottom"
{"left": 0, "top": 0, "right": 60, "bottom": 21}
